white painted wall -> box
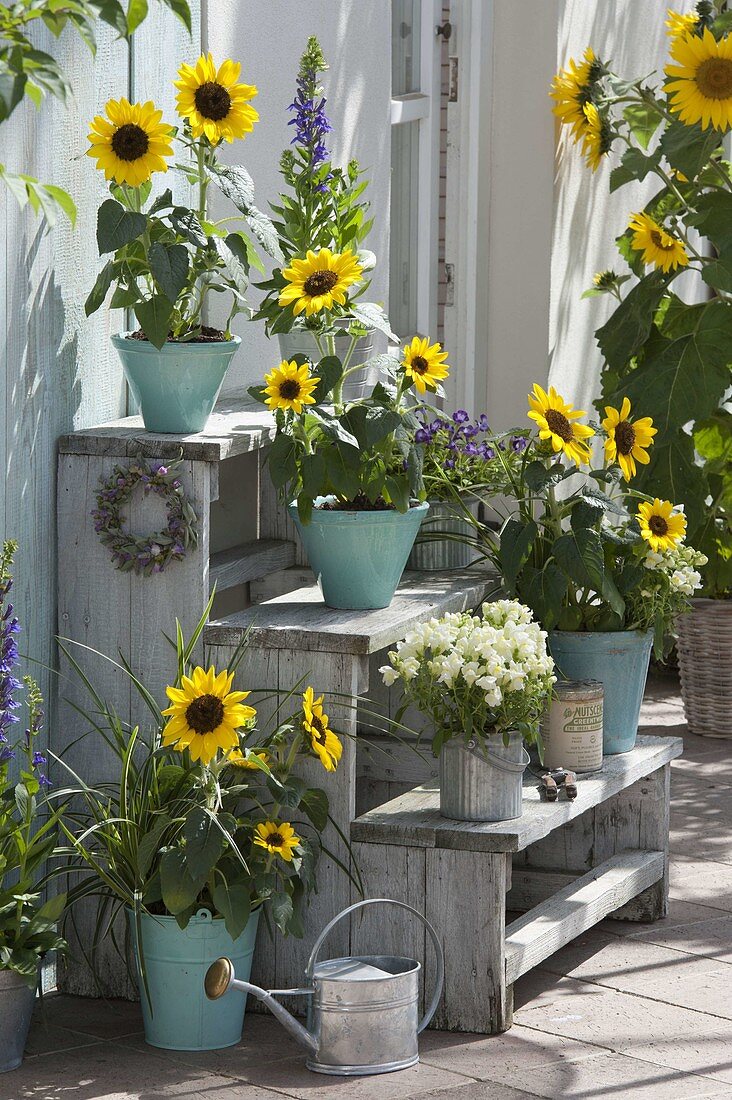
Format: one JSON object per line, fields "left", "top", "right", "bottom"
{"left": 549, "top": 0, "right": 699, "bottom": 414}
{"left": 205, "top": 0, "right": 392, "bottom": 393}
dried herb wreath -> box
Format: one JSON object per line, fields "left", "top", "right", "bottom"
{"left": 91, "top": 459, "right": 198, "bottom": 575}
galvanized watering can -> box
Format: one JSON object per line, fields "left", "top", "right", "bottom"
{"left": 204, "top": 897, "right": 444, "bottom": 1076}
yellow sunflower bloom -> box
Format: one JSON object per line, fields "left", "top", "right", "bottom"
{"left": 666, "top": 27, "right": 732, "bottom": 131}
{"left": 175, "top": 53, "right": 258, "bottom": 144}
{"left": 302, "top": 686, "right": 342, "bottom": 772}
{"left": 637, "top": 498, "right": 687, "bottom": 552}
{"left": 527, "top": 383, "right": 595, "bottom": 466}
{"left": 580, "top": 103, "right": 612, "bottom": 171}
{"left": 401, "top": 336, "right": 450, "bottom": 395}
{"left": 253, "top": 820, "right": 300, "bottom": 862}
{"left": 86, "top": 98, "right": 173, "bottom": 187}
{"left": 161, "top": 666, "right": 256, "bottom": 765}
{"left": 227, "top": 748, "right": 270, "bottom": 770}
{"left": 666, "top": 9, "right": 700, "bottom": 43}
{"left": 278, "top": 248, "right": 363, "bottom": 317}
{"left": 602, "top": 397, "right": 657, "bottom": 481}
{"left": 550, "top": 47, "right": 601, "bottom": 137}
{"left": 263, "top": 360, "right": 319, "bottom": 414}
{"left": 628, "top": 212, "right": 688, "bottom": 272}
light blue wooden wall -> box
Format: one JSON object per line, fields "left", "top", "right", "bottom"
{"left": 0, "top": 5, "right": 201, "bottom": 758}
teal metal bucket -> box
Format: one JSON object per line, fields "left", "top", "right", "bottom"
{"left": 113, "top": 333, "right": 240, "bottom": 434}
{"left": 548, "top": 630, "right": 653, "bottom": 754}
{"left": 127, "top": 907, "right": 259, "bottom": 1051}
{"left": 289, "top": 500, "right": 429, "bottom": 609}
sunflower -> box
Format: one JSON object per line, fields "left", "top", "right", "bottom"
{"left": 302, "top": 687, "right": 342, "bottom": 772}
{"left": 628, "top": 212, "right": 688, "bottom": 272}
{"left": 666, "top": 9, "right": 700, "bottom": 43}
{"left": 580, "top": 103, "right": 613, "bottom": 170}
{"left": 253, "top": 821, "right": 301, "bottom": 862}
{"left": 666, "top": 27, "right": 732, "bottom": 131}
{"left": 227, "top": 748, "right": 270, "bottom": 770}
{"left": 175, "top": 54, "right": 258, "bottom": 144}
{"left": 527, "top": 384, "right": 595, "bottom": 466}
{"left": 87, "top": 98, "right": 173, "bottom": 187}
{"left": 263, "top": 360, "right": 320, "bottom": 414}
{"left": 550, "top": 47, "right": 603, "bottom": 137}
{"left": 161, "top": 666, "right": 256, "bottom": 765}
{"left": 637, "top": 499, "right": 687, "bottom": 552}
{"left": 602, "top": 398, "right": 657, "bottom": 481}
{"left": 401, "top": 336, "right": 450, "bottom": 394}
{"left": 278, "top": 248, "right": 363, "bottom": 316}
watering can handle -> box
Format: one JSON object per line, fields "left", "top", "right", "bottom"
{"left": 466, "top": 738, "right": 530, "bottom": 774}
{"left": 305, "top": 897, "right": 445, "bottom": 1034}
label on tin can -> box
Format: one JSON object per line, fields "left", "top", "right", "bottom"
{"left": 541, "top": 684, "right": 603, "bottom": 773}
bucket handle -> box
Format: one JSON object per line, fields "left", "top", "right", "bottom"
{"left": 305, "top": 898, "right": 445, "bottom": 1034}
{"left": 466, "top": 737, "right": 530, "bottom": 774}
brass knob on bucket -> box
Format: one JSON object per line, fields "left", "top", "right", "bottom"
{"left": 205, "top": 956, "right": 233, "bottom": 1000}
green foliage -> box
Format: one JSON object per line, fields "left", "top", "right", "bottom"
{"left": 86, "top": 115, "right": 280, "bottom": 347}
{"left": 0, "top": 542, "right": 67, "bottom": 985}
{"left": 588, "top": 20, "right": 732, "bottom": 595}
{"left": 252, "top": 346, "right": 427, "bottom": 515}
{"left": 0, "top": 0, "right": 191, "bottom": 222}
{"left": 54, "top": 600, "right": 340, "bottom": 993}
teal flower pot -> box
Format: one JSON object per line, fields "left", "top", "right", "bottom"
{"left": 548, "top": 630, "right": 654, "bottom": 754}
{"left": 113, "top": 333, "right": 240, "bottom": 434}
{"left": 127, "top": 907, "right": 259, "bottom": 1051}
{"left": 289, "top": 500, "right": 429, "bottom": 609}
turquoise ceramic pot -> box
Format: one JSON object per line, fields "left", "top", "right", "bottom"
{"left": 112, "top": 333, "right": 240, "bottom": 434}
{"left": 127, "top": 907, "right": 259, "bottom": 1051}
{"left": 289, "top": 500, "right": 429, "bottom": 609}
{"left": 548, "top": 630, "right": 654, "bottom": 754}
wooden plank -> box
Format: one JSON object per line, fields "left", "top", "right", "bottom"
{"left": 251, "top": 567, "right": 314, "bottom": 603}
{"left": 598, "top": 764, "right": 671, "bottom": 922}
{"left": 350, "top": 737, "right": 683, "bottom": 854}
{"left": 259, "top": 448, "right": 308, "bottom": 567}
{"left": 58, "top": 399, "right": 276, "bottom": 462}
{"left": 209, "top": 540, "right": 295, "bottom": 593}
{"left": 205, "top": 569, "right": 496, "bottom": 653}
{"left": 504, "top": 850, "right": 665, "bottom": 985}
{"left": 426, "top": 849, "right": 510, "bottom": 1032}
{"left": 507, "top": 868, "right": 578, "bottom": 911}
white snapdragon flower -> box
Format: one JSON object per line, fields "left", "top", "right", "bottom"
{"left": 380, "top": 665, "right": 399, "bottom": 687}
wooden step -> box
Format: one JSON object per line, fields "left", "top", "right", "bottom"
{"left": 205, "top": 568, "right": 497, "bottom": 654}
{"left": 504, "top": 849, "right": 665, "bottom": 984}
{"left": 209, "top": 539, "right": 296, "bottom": 593}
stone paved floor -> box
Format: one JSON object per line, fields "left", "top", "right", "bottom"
{"left": 10, "top": 676, "right": 732, "bottom": 1099}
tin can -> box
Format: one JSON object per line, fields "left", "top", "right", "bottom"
{"left": 541, "top": 680, "right": 603, "bottom": 773}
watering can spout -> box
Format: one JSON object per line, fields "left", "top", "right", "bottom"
{"left": 204, "top": 957, "right": 318, "bottom": 1055}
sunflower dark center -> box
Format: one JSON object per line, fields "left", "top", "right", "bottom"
{"left": 545, "top": 408, "right": 574, "bottom": 442}
{"left": 615, "top": 420, "right": 636, "bottom": 455}
{"left": 185, "top": 693, "right": 224, "bottom": 735}
{"left": 695, "top": 57, "right": 732, "bottom": 99}
{"left": 303, "top": 270, "right": 339, "bottom": 296}
{"left": 267, "top": 832, "right": 284, "bottom": 847}
{"left": 310, "top": 715, "right": 327, "bottom": 745}
{"left": 649, "top": 229, "right": 676, "bottom": 252}
{"left": 279, "top": 379, "right": 301, "bottom": 400}
{"left": 194, "top": 81, "right": 232, "bottom": 120}
{"left": 411, "top": 355, "right": 429, "bottom": 375}
{"left": 649, "top": 515, "right": 669, "bottom": 536}
{"left": 111, "top": 123, "right": 149, "bottom": 162}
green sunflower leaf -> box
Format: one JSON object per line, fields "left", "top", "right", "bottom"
{"left": 148, "top": 242, "right": 189, "bottom": 303}
{"left": 97, "top": 199, "right": 146, "bottom": 254}
{"left": 134, "top": 294, "right": 174, "bottom": 349}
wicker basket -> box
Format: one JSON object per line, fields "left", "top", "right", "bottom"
{"left": 676, "top": 599, "right": 732, "bottom": 738}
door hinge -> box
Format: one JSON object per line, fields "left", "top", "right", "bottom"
{"left": 444, "top": 263, "right": 455, "bottom": 307}
{"left": 449, "top": 56, "right": 459, "bottom": 102}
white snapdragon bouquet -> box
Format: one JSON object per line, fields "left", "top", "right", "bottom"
{"left": 381, "top": 600, "right": 555, "bottom": 754}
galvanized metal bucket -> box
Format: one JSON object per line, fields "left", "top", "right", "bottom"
{"left": 0, "top": 967, "right": 37, "bottom": 1073}
{"left": 439, "top": 733, "right": 529, "bottom": 822}
{"left": 204, "top": 898, "right": 444, "bottom": 1077}
{"left": 278, "top": 323, "right": 377, "bottom": 402}
{"left": 407, "top": 498, "right": 482, "bottom": 571}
